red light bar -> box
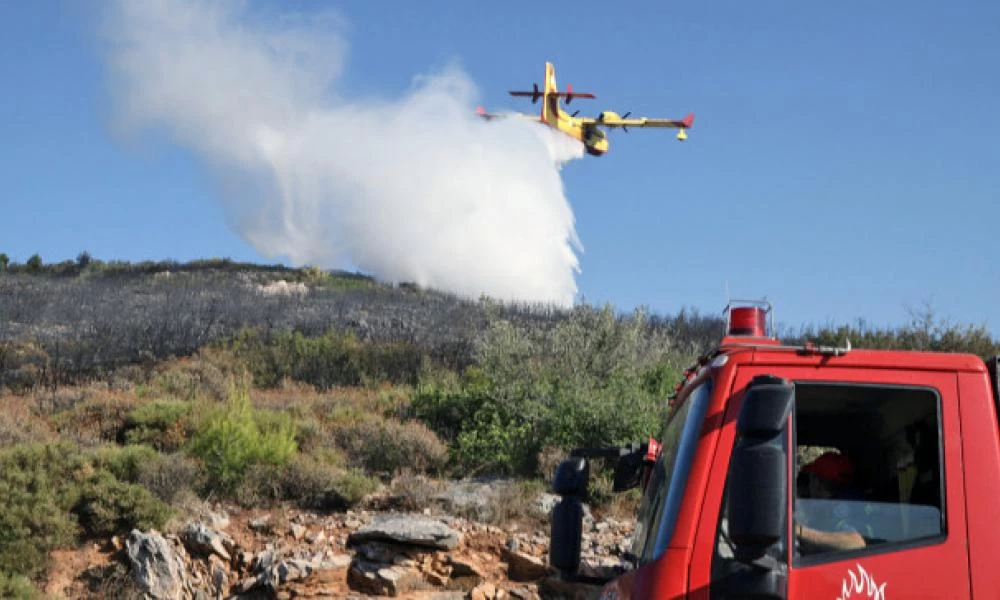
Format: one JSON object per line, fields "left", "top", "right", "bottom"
{"left": 725, "top": 300, "right": 772, "bottom": 338}
{"left": 730, "top": 307, "right": 766, "bottom": 336}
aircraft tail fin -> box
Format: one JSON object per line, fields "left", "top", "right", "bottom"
{"left": 544, "top": 62, "right": 558, "bottom": 95}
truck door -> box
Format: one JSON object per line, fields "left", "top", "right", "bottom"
{"left": 693, "top": 367, "right": 970, "bottom": 599}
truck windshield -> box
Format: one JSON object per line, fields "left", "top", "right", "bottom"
{"left": 632, "top": 379, "right": 713, "bottom": 563}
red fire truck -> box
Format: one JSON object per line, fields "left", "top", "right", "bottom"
{"left": 549, "top": 300, "right": 1000, "bottom": 599}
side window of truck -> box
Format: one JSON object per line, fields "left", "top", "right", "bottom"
{"left": 793, "top": 383, "right": 945, "bottom": 564}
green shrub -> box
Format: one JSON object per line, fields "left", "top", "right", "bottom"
{"left": 25, "top": 254, "right": 42, "bottom": 274}
{"left": 123, "top": 400, "right": 194, "bottom": 451}
{"left": 413, "top": 306, "right": 677, "bottom": 475}
{"left": 88, "top": 444, "right": 159, "bottom": 482}
{"left": 329, "top": 469, "right": 381, "bottom": 506}
{"left": 0, "top": 442, "right": 171, "bottom": 579}
{"left": 0, "top": 572, "right": 37, "bottom": 599}
{"left": 187, "top": 388, "right": 297, "bottom": 494}
{"left": 74, "top": 470, "right": 173, "bottom": 538}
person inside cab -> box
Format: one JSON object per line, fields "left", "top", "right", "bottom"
{"left": 794, "top": 452, "right": 868, "bottom": 554}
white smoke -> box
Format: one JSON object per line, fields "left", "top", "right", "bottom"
{"left": 100, "top": 0, "right": 583, "bottom": 306}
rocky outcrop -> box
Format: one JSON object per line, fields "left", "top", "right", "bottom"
{"left": 348, "top": 514, "right": 462, "bottom": 550}
{"left": 100, "top": 491, "right": 634, "bottom": 599}
{"left": 126, "top": 530, "right": 194, "bottom": 599}
{"left": 182, "top": 522, "right": 233, "bottom": 561}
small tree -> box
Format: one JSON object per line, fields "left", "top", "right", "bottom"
{"left": 0, "top": 253, "right": 8, "bottom": 273}
{"left": 26, "top": 253, "right": 42, "bottom": 274}
{"left": 76, "top": 251, "right": 92, "bottom": 270}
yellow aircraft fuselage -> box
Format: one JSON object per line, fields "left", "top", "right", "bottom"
{"left": 537, "top": 63, "right": 609, "bottom": 156}
{"left": 497, "top": 61, "right": 694, "bottom": 157}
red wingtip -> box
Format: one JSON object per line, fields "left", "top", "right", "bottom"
{"left": 682, "top": 112, "right": 695, "bottom": 128}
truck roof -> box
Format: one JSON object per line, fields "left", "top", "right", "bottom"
{"left": 722, "top": 342, "right": 987, "bottom": 374}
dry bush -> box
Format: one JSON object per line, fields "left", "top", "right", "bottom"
{"left": 0, "top": 340, "right": 49, "bottom": 394}
{"left": 31, "top": 382, "right": 111, "bottom": 417}
{"left": 49, "top": 393, "right": 137, "bottom": 446}
{"left": 586, "top": 471, "right": 642, "bottom": 520}
{"left": 143, "top": 352, "right": 237, "bottom": 402}
{"left": 78, "top": 562, "right": 146, "bottom": 600}
{"left": 486, "top": 480, "right": 547, "bottom": 525}
{"left": 313, "top": 385, "right": 412, "bottom": 424}
{"left": 292, "top": 415, "right": 325, "bottom": 455}
{"left": 332, "top": 417, "right": 448, "bottom": 476}
{"left": 234, "top": 454, "right": 377, "bottom": 510}
{"left": 384, "top": 472, "right": 447, "bottom": 511}
{"left": 137, "top": 452, "right": 205, "bottom": 505}
{"left": 536, "top": 446, "right": 566, "bottom": 483}
{"left": 592, "top": 488, "right": 643, "bottom": 522}
{"left": 451, "top": 480, "right": 546, "bottom": 526}
{"left": 0, "top": 395, "right": 53, "bottom": 447}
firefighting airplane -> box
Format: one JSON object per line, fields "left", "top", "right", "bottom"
{"left": 477, "top": 62, "right": 694, "bottom": 156}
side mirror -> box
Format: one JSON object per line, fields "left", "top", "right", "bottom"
{"left": 727, "top": 375, "right": 794, "bottom": 561}
{"left": 550, "top": 458, "right": 588, "bottom": 575}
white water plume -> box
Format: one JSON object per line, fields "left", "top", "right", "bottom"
{"left": 101, "top": 0, "right": 584, "bottom": 306}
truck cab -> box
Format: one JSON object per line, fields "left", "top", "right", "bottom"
{"left": 550, "top": 301, "right": 1000, "bottom": 599}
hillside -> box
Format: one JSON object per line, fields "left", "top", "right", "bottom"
{"left": 0, "top": 257, "right": 996, "bottom": 597}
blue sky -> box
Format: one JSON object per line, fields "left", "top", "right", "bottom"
{"left": 1, "top": 1, "right": 997, "bottom": 334}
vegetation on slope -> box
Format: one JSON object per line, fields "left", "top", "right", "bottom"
{"left": 0, "top": 256, "right": 996, "bottom": 584}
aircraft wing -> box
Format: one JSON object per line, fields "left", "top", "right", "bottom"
{"left": 581, "top": 112, "right": 695, "bottom": 129}
{"left": 476, "top": 107, "right": 541, "bottom": 123}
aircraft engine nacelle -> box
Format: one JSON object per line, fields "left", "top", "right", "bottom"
{"left": 598, "top": 111, "right": 621, "bottom": 123}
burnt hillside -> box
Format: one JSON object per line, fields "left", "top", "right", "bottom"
{"left": 0, "top": 258, "right": 725, "bottom": 389}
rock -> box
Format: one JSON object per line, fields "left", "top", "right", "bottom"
{"left": 126, "top": 529, "right": 192, "bottom": 600}
{"left": 210, "top": 558, "right": 228, "bottom": 600}
{"left": 348, "top": 515, "right": 461, "bottom": 550}
{"left": 503, "top": 549, "right": 552, "bottom": 582}
{"left": 348, "top": 558, "right": 424, "bottom": 596}
{"left": 471, "top": 582, "right": 497, "bottom": 600}
{"left": 249, "top": 515, "right": 272, "bottom": 533}
{"left": 535, "top": 493, "right": 560, "bottom": 517}
{"left": 353, "top": 541, "right": 408, "bottom": 563}
{"left": 275, "top": 558, "right": 316, "bottom": 584}
{"left": 204, "top": 509, "right": 230, "bottom": 530}
{"left": 449, "top": 556, "right": 488, "bottom": 579}
{"left": 182, "top": 522, "right": 233, "bottom": 561}
{"left": 326, "top": 554, "right": 353, "bottom": 569}
{"left": 305, "top": 529, "right": 326, "bottom": 544}
{"left": 290, "top": 523, "right": 306, "bottom": 541}
{"left": 508, "top": 586, "right": 541, "bottom": 600}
